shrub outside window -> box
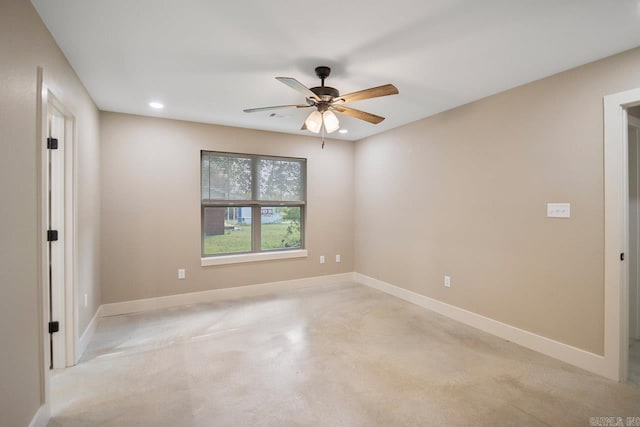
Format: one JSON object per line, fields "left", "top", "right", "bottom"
{"left": 201, "top": 151, "right": 306, "bottom": 257}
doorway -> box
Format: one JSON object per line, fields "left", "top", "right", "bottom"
{"left": 629, "top": 107, "right": 640, "bottom": 384}
{"left": 603, "top": 88, "right": 640, "bottom": 382}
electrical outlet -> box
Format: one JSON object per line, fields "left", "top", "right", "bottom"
{"left": 84, "top": 293, "right": 88, "bottom": 308}
{"left": 178, "top": 269, "right": 186, "bottom": 279}
{"left": 335, "top": 254, "right": 341, "bottom": 263}
{"left": 444, "top": 275, "right": 451, "bottom": 288}
{"left": 320, "top": 256, "right": 325, "bottom": 264}
{"left": 547, "top": 203, "right": 570, "bottom": 218}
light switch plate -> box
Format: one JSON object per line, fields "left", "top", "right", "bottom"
{"left": 547, "top": 203, "right": 570, "bottom": 218}
{"left": 178, "top": 268, "right": 186, "bottom": 279}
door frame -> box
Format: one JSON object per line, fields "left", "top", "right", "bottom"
{"left": 604, "top": 88, "right": 640, "bottom": 381}
{"left": 48, "top": 100, "right": 67, "bottom": 369}
{"left": 37, "top": 67, "right": 79, "bottom": 381}
{"left": 628, "top": 114, "right": 640, "bottom": 341}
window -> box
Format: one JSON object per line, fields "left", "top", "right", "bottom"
{"left": 201, "top": 151, "right": 306, "bottom": 258}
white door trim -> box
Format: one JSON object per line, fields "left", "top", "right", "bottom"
{"left": 38, "top": 68, "right": 79, "bottom": 374}
{"left": 604, "top": 88, "right": 640, "bottom": 381}
{"left": 36, "top": 66, "right": 50, "bottom": 424}
{"left": 48, "top": 103, "right": 66, "bottom": 369}
{"left": 629, "top": 118, "right": 640, "bottom": 341}
{"left": 45, "top": 91, "right": 78, "bottom": 369}
{"left": 60, "top": 101, "right": 78, "bottom": 367}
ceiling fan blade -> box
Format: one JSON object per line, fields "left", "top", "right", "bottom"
{"left": 331, "top": 105, "right": 385, "bottom": 124}
{"left": 334, "top": 84, "right": 398, "bottom": 104}
{"left": 276, "top": 77, "right": 320, "bottom": 100}
{"left": 243, "top": 104, "right": 311, "bottom": 113}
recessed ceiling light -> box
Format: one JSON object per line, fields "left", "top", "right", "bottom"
{"left": 149, "top": 101, "right": 164, "bottom": 109}
{"left": 338, "top": 129, "right": 348, "bottom": 134}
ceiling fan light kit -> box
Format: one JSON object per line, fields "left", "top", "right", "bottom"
{"left": 322, "top": 110, "right": 340, "bottom": 133}
{"left": 305, "top": 110, "right": 323, "bottom": 133}
{"left": 244, "top": 66, "right": 399, "bottom": 145}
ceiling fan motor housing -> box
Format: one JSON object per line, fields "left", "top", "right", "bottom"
{"left": 310, "top": 86, "right": 339, "bottom": 100}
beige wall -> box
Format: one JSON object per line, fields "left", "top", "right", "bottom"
{"left": 100, "top": 112, "right": 354, "bottom": 303}
{"left": 354, "top": 47, "right": 640, "bottom": 356}
{"left": 0, "top": 0, "right": 101, "bottom": 425}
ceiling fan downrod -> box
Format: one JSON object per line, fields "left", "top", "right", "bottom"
{"left": 315, "top": 66, "right": 331, "bottom": 87}
{"left": 310, "top": 66, "right": 339, "bottom": 100}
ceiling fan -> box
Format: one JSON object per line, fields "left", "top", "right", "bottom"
{"left": 243, "top": 66, "right": 399, "bottom": 135}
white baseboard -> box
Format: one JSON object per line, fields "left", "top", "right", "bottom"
{"left": 76, "top": 306, "right": 101, "bottom": 362}
{"left": 29, "top": 404, "right": 49, "bottom": 427}
{"left": 354, "top": 273, "right": 610, "bottom": 379}
{"left": 95, "top": 271, "right": 610, "bottom": 379}
{"left": 100, "top": 273, "right": 355, "bottom": 317}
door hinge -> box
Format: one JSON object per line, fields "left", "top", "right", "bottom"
{"left": 47, "top": 137, "right": 58, "bottom": 149}
{"left": 621, "top": 252, "right": 625, "bottom": 261}
{"left": 48, "top": 321, "right": 59, "bottom": 334}
{"left": 47, "top": 230, "right": 58, "bottom": 242}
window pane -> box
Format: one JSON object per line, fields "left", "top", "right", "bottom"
{"left": 203, "top": 207, "right": 252, "bottom": 255}
{"left": 201, "top": 154, "right": 210, "bottom": 200}
{"left": 258, "top": 158, "right": 304, "bottom": 201}
{"left": 261, "top": 206, "right": 302, "bottom": 250}
{"left": 203, "top": 153, "right": 252, "bottom": 200}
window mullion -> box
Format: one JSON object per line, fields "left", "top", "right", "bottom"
{"left": 255, "top": 201, "right": 306, "bottom": 206}
{"left": 251, "top": 157, "right": 260, "bottom": 252}
{"left": 201, "top": 205, "right": 205, "bottom": 257}
{"left": 300, "top": 205, "right": 305, "bottom": 249}
{"left": 251, "top": 156, "right": 259, "bottom": 201}
{"left": 207, "top": 152, "right": 211, "bottom": 199}
{"left": 253, "top": 204, "right": 261, "bottom": 252}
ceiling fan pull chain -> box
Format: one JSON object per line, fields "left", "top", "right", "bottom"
{"left": 322, "top": 126, "right": 325, "bottom": 149}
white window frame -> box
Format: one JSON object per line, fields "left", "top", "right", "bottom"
{"left": 200, "top": 151, "right": 307, "bottom": 266}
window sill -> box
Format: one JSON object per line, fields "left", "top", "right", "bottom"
{"left": 201, "top": 249, "right": 308, "bottom": 267}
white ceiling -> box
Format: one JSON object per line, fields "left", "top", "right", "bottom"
{"left": 33, "top": 0, "right": 640, "bottom": 141}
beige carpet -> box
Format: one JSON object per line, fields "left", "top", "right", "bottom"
{"left": 49, "top": 282, "right": 640, "bottom": 426}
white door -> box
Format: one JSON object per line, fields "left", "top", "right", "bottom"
{"left": 47, "top": 106, "right": 66, "bottom": 369}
